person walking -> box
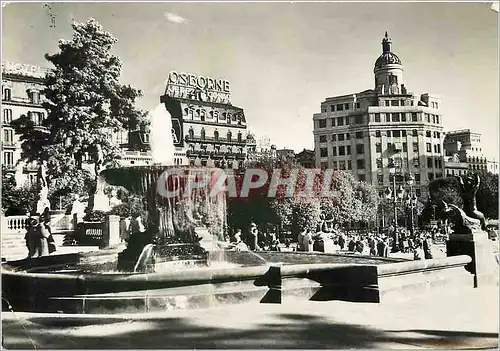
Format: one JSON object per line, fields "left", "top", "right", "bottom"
{"left": 248, "top": 222, "right": 259, "bottom": 251}
{"left": 297, "top": 228, "right": 306, "bottom": 251}
{"left": 368, "top": 235, "right": 377, "bottom": 256}
{"left": 423, "top": 235, "right": 433, "bottom": 259}
{"left": 338, "top": 232, "right": 346, "bottom": 250}
{"left": 303, "top": 229, "right": 314, "bottom": 252}
{"left": 414, "top": 241, "right": 425, "bottom": 260}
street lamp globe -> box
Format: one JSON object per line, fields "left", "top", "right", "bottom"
{"left": 406, "top": 173, "right": 415, "bottom": 186}
{"left": 396, "top": 185, "right": 405, "bottom": 199}
{"left": 384, "top": 187, "right": 392, "bottom": 199}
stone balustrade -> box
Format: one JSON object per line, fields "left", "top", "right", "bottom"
{"left": 3, "top": 215, "right": 29, "bottom": 233}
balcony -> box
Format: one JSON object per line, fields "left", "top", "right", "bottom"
{"left": 1, "top": 141, "right": 16, "bottom": 148}
{"left": 186, "top": 149, "right": 246, "bottom": 160}
{"left": 2, "top": 164, "right": 15, "bottom": 171}
{"left": 185, "top": 135, "right": 246, "bottom": 146}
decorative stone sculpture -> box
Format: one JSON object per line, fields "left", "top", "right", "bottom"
{"left": 441, "top": 200, "right": 481, "bottom": 234}
{"left": 456, "top": 174, "right": 486, "bottom": 231}
{"left": 444, "top": 174, "right": 497, "bottom": 288}
{"left": 91, "top": 144, "right": 110, "bottom": 211}
{"left": 35, "top": 161, "right": 50, "bottom": 215}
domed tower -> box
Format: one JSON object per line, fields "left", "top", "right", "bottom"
{"left": 374, "top": 32, "right": 405, "bottom": 95}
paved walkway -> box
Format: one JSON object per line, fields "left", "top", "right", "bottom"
{"left": 2, "top": 284, "right": 498, "bottom": 349}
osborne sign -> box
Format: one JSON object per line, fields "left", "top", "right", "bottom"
{"left": 165, "top": 71, "right": 231, "bottom": 104}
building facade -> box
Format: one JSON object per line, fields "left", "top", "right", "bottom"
{"left": 313, "top": 32, "right": 445, "bottom": 198}
{"left": 1, "top": 61, "right": 153, "bottom": 185}
{"left": 295, "top": 149, "right": 315, "bottom": 168}
{"left": 1, "top": 62, "right": 49, "bottom": 184}
{"left": 443, "top": 129, "right": 488, "bottom": 173}
{"left": 487, "top": 160, "right": 499, "bottom": 175}
{"left": 162, "top": 71, "right": 251, "bottom": 169}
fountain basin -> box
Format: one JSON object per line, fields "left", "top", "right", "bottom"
{"left": 2, "top": 250, "right": 473, "bottom": 314}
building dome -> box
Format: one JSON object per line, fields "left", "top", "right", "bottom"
{"left": 374, "top": 52, "right": 402, "bottom": 70}
{"left": 373, "top": 31, "right": 402, "bottom": 72}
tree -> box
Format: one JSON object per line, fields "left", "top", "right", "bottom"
{"left": 1, "top": 173, "right": 39, "bottom": 216}
{"left": 477, "top": 173, "right": 498, "bottom": 219}
{"left": 12, "top": 18, "right": 148, "bottom": 202}
{"left": 422, "top": 173, "right": 499, "bottom": 223}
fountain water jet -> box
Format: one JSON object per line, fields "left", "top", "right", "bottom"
{"left": 102, "top": 98, "right": 228, "bottom": 272}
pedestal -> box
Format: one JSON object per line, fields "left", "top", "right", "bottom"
{"left": 100, "top": 215, "right": 121, "bottom": 249}
{"left": 446, "top": 231, "right": 498, "bottom": 287}
{"left": 92, "top": 193, "right": 110, "bottom": 212}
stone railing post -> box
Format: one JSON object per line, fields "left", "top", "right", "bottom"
{"left": 100, "top": 215, "right": 120, "bottom": 249}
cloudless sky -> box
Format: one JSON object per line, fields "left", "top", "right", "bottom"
{"left": 2, "top": 2, "right": 498, "bottom": 159}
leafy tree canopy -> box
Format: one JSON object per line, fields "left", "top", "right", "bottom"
{"left": 12, "top": 18, "right": 148, "bottom": 199}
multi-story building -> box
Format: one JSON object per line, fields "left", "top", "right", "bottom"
{"left": 161, "top": 71, "right": 251, "bottom": 169}
{"left": 1, "top": 61, "right": 153, "bottom": 186}
{"left": 246, "top": 135, "right": 277, "bottom": 162}
{"left": 443, "top": 129, "right": 488, "bottom": 173}
{"left": 1, "top": 61, "right": 49, "bottom": 185}
{"left": 295, "top": 149, "right": 315, "bottom": 168}
{"left": 276, "top": 148, "right": 295, "bottom": 161}
{"left": 313, "top": 32, "right": 445, "bottom": 198}
{"left": 487, "top": 160, "right": 499, "bottom": 175}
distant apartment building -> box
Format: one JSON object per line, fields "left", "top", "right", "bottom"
{"left": 1, "top": 62, "right": 49, "bottom": 185}
{"left": 487, "top": 160, "right": 499, "bottom": 175}
{"left": 161, "top": 71, "right": 251, "bottom": 169}
{"left": 247, "top": 135, "right": 277, "bottom": 161}
{"left": 276, "top": 148, "right": 295, "bottom": 161}
{"left": 443, "top": 129, "right": 488, "bottom": 174}
{"left": 1, "top": 61, "right": 152, "bottom": 187}
{"left": 312, "top": 33, "right": 445, "bottom": 198}
{"left": 295, "top": 149, "right": 315, "bottom": 168}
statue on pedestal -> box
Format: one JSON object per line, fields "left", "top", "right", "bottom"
{"left": 457, "top": 174, "right": 486, "bottom": 231}
{"left": 91, "top": 144, "right": 110, "bottom": 211}
{"left": 441, "top": 201, "right": 481, "bottom": 234}
{"left": 442, "top": 174, "right": 487, "bottom": 233}
{"left": 94, "top": 144, "right": 105, "bottom": 194}
{"left": 35, "top": 161, "right": 50, "bottom": 215}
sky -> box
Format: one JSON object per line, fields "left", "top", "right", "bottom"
{"left": 2, "top": 2, "right": 499, "bottom": 159}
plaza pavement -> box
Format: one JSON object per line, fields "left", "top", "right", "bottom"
{"left": 2, "top": 282, "right": 498, "bottom": 349}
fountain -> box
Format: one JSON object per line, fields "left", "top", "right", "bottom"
{"left": 100, "top": 98, "right": 228, "bottom": 273}
{"left": 1, "top": 92, "right": 478, "bottom": 315}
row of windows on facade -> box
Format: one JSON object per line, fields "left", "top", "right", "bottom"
{"left": 188, "top": 159, "right": 241, "bottom": 168}
{"left": 320, "top": 98, "right": 440, "bottom": 113}
{"left": 319, "top": 142, "right": 441, "bottom": 158}
{"left": 321, "top": 153, "right": 443, "bottom": 173}
{"left": 375, "top": 172, "right": 442, "bottom": 184}
{"left": 183, "top": 107, "right": 243, "bottom": 124}
{"left": 468, "top": 164, "right": 488, "bottom": 171}
{"left": 376, "top": 99, "right": 438, "bottom": 109}
{"left": 187, "top": 128, "right": 244, "bottom": 142}
{"left": 317, "top": 112, "right": 441, "bottom": 128}
{"left": 318, "top": 129, "right": 441, "bottom": 143}
{"left": 466, "top": 156, "right": 487, "bottom": 164}
{"left": 188, "top": 143, "right": 244, "bottom": 154}
{"left": 321, "top": 102, "right": 361, "bottom": 113}
{"left": 374, "top": 157, "right": 443, "bottom": 170}
{"left": 378, "top": 188, "right": 423, "bottom": 198}
{"left": 2, "top": 87, "right": 42, "bottom": 104}
{"left": 3, "top": 109, "right": 45, "bottom": 125}
{"left": 446, "top": 136, "right": 481, "bottom": 144}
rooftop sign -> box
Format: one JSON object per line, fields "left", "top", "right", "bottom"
{"left": 165, "top": 71, "right": 231, "bottom": 104}
{"left": 2, "top": 61, "right": 48, "bottom": 79}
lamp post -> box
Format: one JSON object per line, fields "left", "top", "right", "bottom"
{"left": 406, "top": 174, "right": 417, "bottom": 238}
{"left": 380, "top": 195, "right": 386, "bottom": 230}
{"left": 385, "top": 163, "right": 404, "bottom": 252}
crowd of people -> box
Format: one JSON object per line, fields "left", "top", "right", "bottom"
{"left": 24, "top": 207, "right": 57, "bottom": 258}
{"left": 226, "top": 220, "right": 440, "bottom": 261}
